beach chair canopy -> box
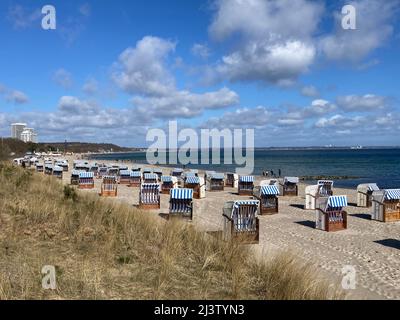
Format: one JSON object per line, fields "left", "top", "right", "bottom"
{"left": 99, "top": 167, "right": 108, "bottom": 172}
{"left": 285, "top": 177, "right": 299, "bottom": 184}
{"left": 130, "top": 171, "right": 142, "bottom": 177}
{"left": 261, "top": 185, "right": 280, "bottom": 196}
{"left": 53, "top": 166, "right": 63, "bottom": 172}
{"left": 239, "top": 176, "right": 254, "bottom": 183}
{"left": 170, "top": 188, "right": 193, "bottom": 200}
{"left": 186, "top": 176, "right": 200, "bottom": 185}
{"left": 144, "top": 173, "right": 158, "bottom": 180}
{"left": 305, "top": 185, "right": 319, "bottom": 196}
{"left": 143, "top": 168, "right": 153, "bottom": 173}
{"left": 189, "top": 169, "right": 199, "bottom": 174}
{"left": 318, "top": 180, "right": 334, "bottom": 186}
{"left": 161, "top": 175, "right": 173, "bottom": 183}
{"left": 205, "top": 170, "right": 216, "bottom": 176}
{"left": 209, "top": 173, "right": 225, "bottom": 180}
{"left": 184, "top": 172, "right": 197, "bottom": 178}
{"left": 358, "top": 183, "right": 379, "bottom": 193}
{"left": 172, "top": 168, "right": 184, "bottom": 173}
{"left": 118, "top": 166, "right": 128, "bottom": 171}
{"left": 326, "top": 196, "right": 347, "bottom": 210}
{"left": 90, "top": 165, "right": 99, "bottom": 170}
{"left": 71, "top": 170, "right": 82, "bottom": 176}
{"left": 384, "top": 189, "right": 400, "bottom": 201}
{"left": 79, "top": 172, "right": 94, "bottom": 179}
{"left": 132, "top": 166, "right": 141, "bottom": 171}
{"left": 120, "top": 170, "right": 131, "bottom": 177}
{"left": 153, "top": 169, "right": 163, "bottom": 174}
{"left": 141, "top": 183, "right": 160, "bottom": 190}
{"left": 231, "top": 200, "right": 259, "bottom": 218}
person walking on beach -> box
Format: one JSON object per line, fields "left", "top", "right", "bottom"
{"left": 278, "top": 169, "right": 281, "bottom": 177}
{"left": 271, "top": 170, "right": 274, "bottom": 177}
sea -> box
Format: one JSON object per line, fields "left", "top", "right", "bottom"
{"left": 89, "top": 148, "right": 400, "bottom": 189}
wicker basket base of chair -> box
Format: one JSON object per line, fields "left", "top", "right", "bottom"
{"left": 185, "top": 184, "right": 201, "bottom": 199}
{"left": 139, "top": 203, "right": 161, "bottom": 210}
{"left": 228, "top": 219, "right": 259, "bottom": 244}
{"left": 119, "top": 180, "right": 131, "bottom": 185}
{"left": 100, "top": 190, "right": 118, "bottom": 197}
{"left": 282, "top": 189, "right": 298, "bottom": 197}
{"left": 260, "top": 204, "right": 279, "bottom": 215}
{"left": 382, "top": 207, "right": 400, "bottom": 222}
{"left": 78, "top": 184, "right": 94, "bottom": 189}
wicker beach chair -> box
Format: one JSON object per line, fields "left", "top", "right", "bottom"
{"left": 253, "top": 185, "right": 279, "bottom": 215}
{"left": 357, "top": 183, "right": 379, "bottom": 207}
{"left": 139, "top": 183, "right": 160, "bottom": 209}
{"left": 371, "top": 189, "right": 400, "bottom": 222}
{"left": 315, "top": 196, "right": 348, "bottom": 232}
{"left": 169, "top": 188, "right": 193, "bottom": 220}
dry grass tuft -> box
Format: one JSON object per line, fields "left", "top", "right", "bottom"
{"left": 0, "top": 163, "right": 343, "bottom": 300}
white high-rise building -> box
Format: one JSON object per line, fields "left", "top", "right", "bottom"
{"left": 21, "top": 128, "right": 38, "bottom": 143}
{"left": 11, "top": 123, "right": 38, "bottom": 143}
{"left": 11, "top": 123, "right": 27, "bottom": 140}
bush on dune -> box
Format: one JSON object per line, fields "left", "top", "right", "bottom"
{"left": 0, "top": 163, "right": 343, "bottom": 300}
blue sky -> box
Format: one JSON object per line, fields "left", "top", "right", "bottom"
{"left": 0, "top": 0, "right": 399, "bottom": 147}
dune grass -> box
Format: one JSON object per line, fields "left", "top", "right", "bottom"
{"left": 0, "top": 163, "right": 343, "bottom": 300}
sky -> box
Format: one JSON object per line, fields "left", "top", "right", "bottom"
{"left": 0, "top": 0, "right": 399, "bottom": 147}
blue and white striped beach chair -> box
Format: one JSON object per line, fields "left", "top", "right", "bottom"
{"left": 78, "top": 172, "right": 95, "bottom": 189}
{"left": 169, "top": 188, "right": 193, "bottom": 220}
{"left": 316, "top": 195, "right": 348, "bottom": 232}
{"left": 371, "top": 189, "right": 400, "bottom": 222}
{"left": 101, "top": 176, "right": 118, "bottom": 197}
{"left": 238, "top": 176, "right": 254, "bottom": 195}
{"left": 222, "top": 200, "right": 260, "bottom": 243}
{"left": 139, "top": 183, "right": 160, "bottom": 209}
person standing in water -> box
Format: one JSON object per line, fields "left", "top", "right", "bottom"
{"left": 279, "top": 169, "right": 281, "bottom": 177}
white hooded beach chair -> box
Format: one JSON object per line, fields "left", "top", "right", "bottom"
{"left": 44, "top": 164, "right": 53, "bottom": 175}
{"left": 280, "top": 177, "right": 299, "bottom": 196}
{"left": 357, "top": 183, "right": 379, "bottom": 207}
{"left": 315, "top": 196, "right": 348, "bottom": 232}
{"left": 253, "top": 185, "right": 279, "bottom": 215}
{"left": 222, "top": 200, "right": 260, "bottom": 244}
{"left": 206, "top": 173, "right": 225, "bottom": 191}
{"left": 89, "top": 165, "right": 99, "bottom": 178}
{"left": 101, "top": 176, "right": 118, "bottom": 197}
{"left": 139, "top": 183, "right": 160, "bottom": 209}
{"left": 107, "top": 167, "right": 119, "bottom": 178}
{"left": 305, "top": 181, "right": 334, "bottom": 210}
{"left": 184, "top": 176, "right": 205, "bottom": 199}
{"left": 169, "top": 188, "right": 193, "bottom": 220}
{"left": 371, "top": 189, "right": 400, "bottom": 222}
{"left": 78, "top": 172, "right": 95, "bottom": 189}
{"left": 98, "top": 166, "right": 108, "bottom": 179}
{"left": 52, "top": 165, "right": 63, "bottom": 180}
{"left": 238, "top": 176, "right": 254, "bottom": 196}
{"left": 226, "top": 173, "right": 239, "bottom": 188}
{"left": 171, "top": 168, "right": 184, "bottom": 178}
{"left": 161, "top": 175, "right": 178, "bottom": 194}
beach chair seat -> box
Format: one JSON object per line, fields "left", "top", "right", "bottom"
{"left": 222, "top": 200, "right": 260, "bottom": 243}
{"left": 139, "top": 183, "right": 160, "bottom": 210}
{"left": 238, "top": 176, "right": 254, "bottom": 195}
{"left": 315, "top": 196, "right": 347, "bottom": 232}
{"left": 129, "top": 171, "right": 142, "bottom": 187}
{"left": 371, "top": 189, "right": 400, "bottom": 222}
{"left": 169, "top": 188, "right": 193, "bottom": 220}
{"left": 254, "top": 185, "right": 279, "bottom": 215}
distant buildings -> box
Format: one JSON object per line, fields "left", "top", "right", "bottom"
{"left": 11, "top": 123, "right": 38, "bottom": 143}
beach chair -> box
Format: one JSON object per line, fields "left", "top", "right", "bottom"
{"left": 253, "top": 185, "right": 279, "bottom": 215}
{"left": 184, "top": 176, "right": 205, "bottom": 199}
{"left": 70, "top": 170, "right": 81, "bottom": 185}
{"left": 98, "top": 167, "right": 108, "bottom": 179}
{"left": 318, "top": 180, "right": 334, "bottom": 196}
{"left": 371, "top": 189, "right": 400, "bottom": 222}
{"left": 129, "top": 171, "right": 142, "bottom": 187}
{"left": 44, "top": 165, "right": 53, "bottom": 175}
{"left": 139, "top": 183, "right": 160, "bottom": 210}
{"left": 222, "top": 200, "right": 260, "bottom": 244}
{"left": 171, "top": 168, "right": 184, "bottom": 178}
{"left": 238, "top": 176, "right": 254, "bottom": 196}
{"left": 78, "top": 172, "right": 95, "bottom": 189}
{"left": 161, "top": 175, "right": 178, "bottom": 194}
{"left": 357, "top": 183, "right": 379, "bottom": 207}
{"left": 169, "top": 188, "right": 193, "bottom": 220}
{"left": 36, "top": 164, "right": 44, "bottom": 173}
{"left": 100, "top": 176, "right": 118, "bottom": 197}
{"left": 280, "top": 177, "right": 299, "bottom": 196}
{"left": 52, "top": 166, "right": 63, "bottom": 180}
{"left": 89, "top": 165, "right": 99, "bottom": 178}
{"left": 204, "top": 170, "right": 216, "bottom": 181}
{"left": 153, "top": 168, "right": 163, "bottom": 180}
{"left": 118, "top": 165, "right": 129, "bottom": 174}
{"left": 315, "top": 196, "right": 348, "bottom": 232}
{"left": 119, "top": 170, "right": 132, "bottom": 185}
{"left": 143, "top": 168, "right": 153, "bottom": 175}
{"left": 206, "top": 173, "right": 225, "bottom": 191}
{"left": 132, "top": 165, "right": 141, "bottom": 172}
{"left": 143, "top": 173, "right": 158, "bottom": 184}
{"left": 226, "top": 173, "right": 239, "bottom": 188}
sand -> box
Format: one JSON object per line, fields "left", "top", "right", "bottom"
{"left": 57, "top": 155, "right": 400, "bottom": 300}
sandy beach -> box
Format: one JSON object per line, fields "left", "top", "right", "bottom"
{"left": 58, "top": 154, "right": 400, "bottom": 300}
